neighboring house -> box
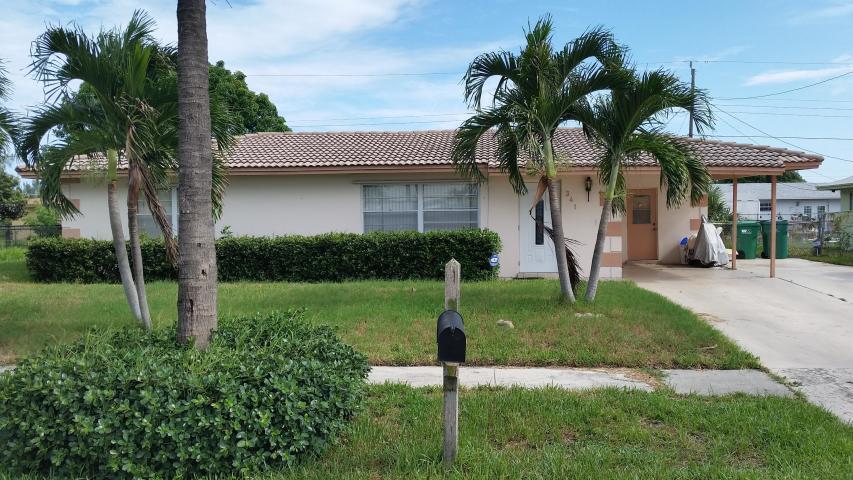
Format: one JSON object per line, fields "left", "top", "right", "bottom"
{"left": 716, "top": 183, "right": 840, "bottom": 221}
{"left": 817, "top": 176, "right": 853, "bottom": 213}
{"left": 18, "top": 129, "right": 823, "bottom": 279}
{"left": 817, "top": 176, "right": 853, "bottom": 248}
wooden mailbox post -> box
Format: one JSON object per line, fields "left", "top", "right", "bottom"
{"left": 441, "top": 258, "right": 462, "bottom": 468}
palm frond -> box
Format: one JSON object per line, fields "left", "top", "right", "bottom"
{"left": 452, "top": 107, "right": 508, "bottom": 185}
{"left": 463, "top": 51, "right": 519, "bottom": 109}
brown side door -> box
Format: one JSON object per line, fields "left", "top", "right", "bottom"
{"left": 627, "top": 189, "right": 658, "bottom": 260}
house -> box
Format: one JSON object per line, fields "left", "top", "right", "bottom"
{"left": 716, "top": 183, "right": 840, "bottom": 220}
{"left": 816, "top": 176, "right": 853, "bottom": 213}
{"left": 17, "top": 128, "right": 823, "bottom": 279}
{"left": 817, "top": 176, "right": 853, "bottom": 248}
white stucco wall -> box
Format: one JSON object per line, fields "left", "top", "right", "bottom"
{"left": 61, "top": 178, "right": 132, "bottom": 239}
{"left": 60, "top": 169, "right": 704, "bottom": 278}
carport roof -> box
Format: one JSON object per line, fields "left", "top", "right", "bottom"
{"left": 17, "top": 128, "right": 823, "bottom": 177}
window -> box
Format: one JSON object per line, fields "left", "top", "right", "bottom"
{"left": 803, "top": 205, "right": 812, "bottom": 219}
{"left": 817, "top": 205, "right": 826, "bottom": 218}
{"left": 534, "top": 200, "right": 545, "bottom": 245}
{"left": 137, "top": 189, "right": 176, "bottom": 237}
{"left": 759, "top": 200, "right": 771, "bottom": 212}
{"left": 363, "top": 184, "right": 418, "bottom": 232}
{"left": 632, "top": 195, "right": 652, "bottom": 224}
{"left": 422, "top": 183, "right": 479, "bottom": 232}
{"left": 363, "top": 183, "right": 479, "bottom": 233}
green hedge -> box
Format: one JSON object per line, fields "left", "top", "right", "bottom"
{"left": 0, "top": 311, "right": 369, "bottom": 478}
{"left": 26, "top": 229, "right": 501, "bottom": 283}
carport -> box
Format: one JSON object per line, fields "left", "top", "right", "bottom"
{"left": 699, "top": 141, "right": 823, "bottom": 277}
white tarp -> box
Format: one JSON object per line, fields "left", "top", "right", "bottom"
{"left": 692, "top": 218, "right": 729, "bottom": 266}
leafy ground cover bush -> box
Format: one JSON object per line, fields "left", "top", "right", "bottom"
{"left": 0, "top": 311, "right": 369, "bottom": 478}
{"left": 26, "top": 229, "right": 501, "bottom": 283}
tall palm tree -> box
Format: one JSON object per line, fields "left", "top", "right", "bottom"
{"left": 0, "top": 60, "right": 18, "bottom": 164}
{"left": 19, "top": 11, "right": 231, "bottom": 328}
{"left": 580, "top": 68, "right": 713, "bottom": 302}
{"left": 176, "top": 0, "right": 218, "bottom": 349}
{"left": 452, "top": 16, "right": 622, "bottom": 302}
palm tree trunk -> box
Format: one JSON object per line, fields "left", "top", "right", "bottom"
{"left": 107, "top": 178, "right": 142, "bottom": 321}
{"left": 585, "top": 197, "right": 611, "bottom": 302}
{"left": 127, "top": 165, "right": 152, "bottom": 331}
{"left": 586, "top": 170, "right": 619, "bottom": 302}
{"left": 176, "top": 0, "right": 217, "bottom": 349}
{"left": 543, "top": 135, "right": 575, "bottom": 303}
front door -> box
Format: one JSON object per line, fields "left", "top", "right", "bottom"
{"left": 627, "top": 189, "right": 658, "bottom": 260}
{"left": 519, "top": 183, "right": 558, "bottom": 273}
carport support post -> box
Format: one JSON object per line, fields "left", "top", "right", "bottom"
{"left": 731, "top": 177, "right": 738, "bottom": 270}
{"left": 770, "top": 175, "right": 777, "bottom": 278}
{"left": 443, "top": 259, "right": 460, "bottom": 468}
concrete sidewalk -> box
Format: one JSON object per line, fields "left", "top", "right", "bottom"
{"left": 369, "top": 366, "right": 792, "bottom": 398}
{"left": 368, "top": 366, "right": 654, "bottom": 390}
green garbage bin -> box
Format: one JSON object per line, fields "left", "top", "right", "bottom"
{"left": 760, "top": 219, "right": 789, "bottom": 259}
{"left": 735, "top": 221, "right": 761, "bottom": 259}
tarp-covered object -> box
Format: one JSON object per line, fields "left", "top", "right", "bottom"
{"left": 691, "top": 217, "right": 730, "bottom": 266}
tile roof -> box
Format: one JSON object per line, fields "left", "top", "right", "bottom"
{"left": 31, "top": 127, "right": 822, "bottom": 173}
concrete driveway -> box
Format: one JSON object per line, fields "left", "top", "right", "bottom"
{"left": 625, "top": 258, "right": 853, "bottom": 423}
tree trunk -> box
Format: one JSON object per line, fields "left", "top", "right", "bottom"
{"left": 586, "top": 170, "right": 619, "bottom": 302}
{"left": 543, "top": 135, "right": 575, "bottom": 303}
{"left": 585, "top": 197, "right": 611, "bottom": 302}
{"left": 127, "top": 165, "right": 152, "bottom": 331}
{"left": 107, "top": 178, "right": 142, "bottom": 321}
{"left": 176, "top": 0, "right": 217, "bottom": 349}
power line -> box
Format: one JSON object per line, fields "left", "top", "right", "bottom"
{"left": 725, "top": 110, "right": 853, "bottom": 119}
{"left": 723, "top": 97, "right": 853, "bottom": 103}
{"left": 288, "top": 112, "right": 470, "bottom": 122}
{"left": 712, "top": 106, "right": 853, "bottom": 164}
{"left": 691, "top": 60, "right": 853, "bottom": 65}
{"left": 709, "top": 134, "right": 853, "bottom": 141}
{"left": 715, "top": 70, "right": 853, "bottom": 100}
{"left": 717, "top": 103, "right": 853, "bottom": 111}
{"left": 246, "top": 72, "right": 458, "bottom": 77}
{"left": 714, "top": 114, "right": 760, "bottom": 144}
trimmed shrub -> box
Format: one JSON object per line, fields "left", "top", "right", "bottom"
{"left": 26, "top": 229, "right": 501, "bottom": 283}
{"left": 0, "top": 310, "right": 369, "bottom": 478}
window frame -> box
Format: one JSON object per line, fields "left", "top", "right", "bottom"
{"left": 361, "top": 182, "right": 480, "bottom": 233}
{"left": 759, "top": 200, "right": 771, "bottom": 212}
{"left": 136, "top": 188, "right": 178, "bottom": 237}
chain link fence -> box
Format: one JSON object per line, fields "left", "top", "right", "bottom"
{"left": 0, "top": 225, "right": 61, "bottom": 248}
{"left": 712, "top": 212, "right": 851, "bottom": 257}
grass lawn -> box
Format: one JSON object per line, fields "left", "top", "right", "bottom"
{"left": 3, "top": 385, "right": 850, "bottom": 479}
{"left": 0, "top": 252, "right": 756, "bottom": 368}
{"left": 793, "top": 250, "right": 853, "bottom": 267}
{"left": 267, "top": 385, "right": 853, "bottom": 479}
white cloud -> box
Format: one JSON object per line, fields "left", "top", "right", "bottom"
{"left": 744, "top": 66, "right": 852, "bottom": 86}
{"left": 674, "top": 45, "right": 750, "bottom": 63}
{"left": 0, "top": 0, "right": 497, "bottom": 135}
{"left": 790, "top": 1, "right": 853, "bottom": 22}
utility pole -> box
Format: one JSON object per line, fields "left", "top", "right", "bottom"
{"left": 688, "top": 61, "right": 696, "bottom": 138}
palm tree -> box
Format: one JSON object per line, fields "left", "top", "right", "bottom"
{"left": 19, "top": 11, "right": 231, "bottom": 329}
{"left": 176, "top": 0, "right": 218, "bottom": 349}
{"left": 0, "top": 60, "right": 18, "bottom": 164}
{"left": 580, "top": 68, "right": 713, "bottom": 302}
{"left": 452, "top": 16, "right": 622, "bottom": 302}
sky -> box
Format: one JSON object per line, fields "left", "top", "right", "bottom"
{"left": 1, "top": 0, "right": 852, "bottom": 183}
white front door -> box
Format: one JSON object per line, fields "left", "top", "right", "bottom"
{"left": 519, "top": 183, "right": 558, "bottom": 273}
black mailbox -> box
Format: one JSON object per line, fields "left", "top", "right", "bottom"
{"left": 437, "top": 309, "right": 466, "bottom": 363}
